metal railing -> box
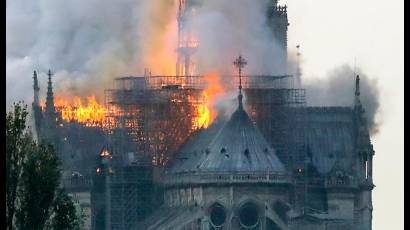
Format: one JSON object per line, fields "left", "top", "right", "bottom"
{"left": 163, "top": 171, "right": 291, "bottom": 186}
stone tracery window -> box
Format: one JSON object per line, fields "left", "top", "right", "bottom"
{"left": 239, "top": 202, "right": 260, "bottom": 229}
{"left": 209, "top": 203, "right": 227, "bottom": 230}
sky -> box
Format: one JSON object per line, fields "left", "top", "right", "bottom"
{"left": 281, "top": 0, "right": 404, "bottom": 229}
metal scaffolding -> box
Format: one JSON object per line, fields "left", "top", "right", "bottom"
{"left": 104, "top": 75, "right": 206, "bottom": 165}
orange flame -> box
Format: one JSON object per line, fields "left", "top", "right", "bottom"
{"left": 195, "top": 72, "right": 223, "bottom": 128}
{"left": 55, "top": 96, "right": 106, "bottom": 126}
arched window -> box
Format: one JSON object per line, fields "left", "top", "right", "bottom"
{"left": 209, "top": 203, "right": 226, "bottom": 229}
{"left": 239, "top": 202, "right": 259, "bottom": 229}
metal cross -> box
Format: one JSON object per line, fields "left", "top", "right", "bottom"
{"left": 233, "top": 55, "right": 247, "bottom": 91}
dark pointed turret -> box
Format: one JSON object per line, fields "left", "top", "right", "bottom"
{"left": 45, "top": 69, "right": 56, "bottom": 118}
{"left": 353, "top": 74, "right": 367, "bottom": 126}
{"left": 354, "top": 75, "right": 362, "bottom": 108}
{"left": 32, "top": 70, "right": 43, "bottom": 138}
{"left": 33, "top": 71, "right": 40, "bottom": 106}
{"left": 353, "top": 75, "right": 367, "bottom": 129}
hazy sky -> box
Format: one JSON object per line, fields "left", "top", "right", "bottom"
{"left": 282, "top": 0, "right": 404, "bottom": 229}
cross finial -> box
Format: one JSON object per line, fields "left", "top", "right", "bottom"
{"left": 233, "top": 55, "right": 247, "bottom": 91}
{"left": 233, "top": 55, "right": 247, "bottom": 109}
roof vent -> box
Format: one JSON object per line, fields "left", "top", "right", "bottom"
{"left": 220, "top": 147, "right": 227, "bottom": 154}
{"left": 244, "top": 148, "right": 250, "bottom": 156}
{"left": 225, "top": 154, "right": 230, "bottom": 159}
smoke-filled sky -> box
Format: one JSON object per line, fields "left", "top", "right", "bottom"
{"left": 6, "top": 0, "right": 403, "bottom": 229}
{"left": 6, "top": 0, "right": 288, "bottom": 105}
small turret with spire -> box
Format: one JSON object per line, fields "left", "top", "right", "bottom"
{"left": 32, "top": 70, "right": 43, "bottom": 138}
{"left": 354, "top": 75, "right": 366, "bottom": 120}
{"left": 45, "top": 69, "right": 56, "bottom": 118}
{"left": 354, "top": 75, "right": 361, "bottom": 107}
{"left": 33, "top": 70, "right": 40, "bottom": 106}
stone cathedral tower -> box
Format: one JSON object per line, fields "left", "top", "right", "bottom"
{"left": 267, "top": 0, "right": 289, "bottom": 73}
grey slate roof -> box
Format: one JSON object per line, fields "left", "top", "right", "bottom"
{"left": 168, "top": 104, "right": 286, "bottom": 173}
{"left": 274, "top": 107, "right": 358, "bottom": 175}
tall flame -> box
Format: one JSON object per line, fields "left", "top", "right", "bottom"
{"left": 55, "top": 96, "right": 106, "bottom": 126}
{"left": 195, "top": 72, "right": 223, "bottom": 128}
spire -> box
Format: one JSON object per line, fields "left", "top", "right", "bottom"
{"left": 233, "top": 55, "right": 247, "bottom": 110}
{"left": 296, "top": 44, "right": 302, "bottom": 87}
{"left": 33, "top": 70, "right": 40, "bottom": 106}
{"left": 45, "top": 69, "right": 55, "bottom": 116}
{"left": 354, "top": 74, "right": 367, "bottom": 126}
{"left": 354, "top": 75, "right": 362, "bottom": 108}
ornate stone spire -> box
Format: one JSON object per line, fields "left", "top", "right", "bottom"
{"left": 33, "top": 70, "right": 40, "bottom": 106}
{"left": 355, "top": 75, "right": 361, "bottom": 107}
{"left": 45, "top": 69, "right": 56, "bottom": 117}
{"left": 354, "top": 74, "right": 366, "bottom": 119}
{"left": 233, "top": 55, "right": 247, "bottom": 110}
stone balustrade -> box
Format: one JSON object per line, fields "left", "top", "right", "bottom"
{"left": 163, "top": 171, "right": 291, "bottom": 186}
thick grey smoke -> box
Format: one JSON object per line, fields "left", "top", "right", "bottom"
{"left": 6, "top": 1, "right": 380, "bottom": 137}
{"left": 185, "top": 0, "right": 287, "bottom": 118}
{"left": 6, "top": 0, "right": 151, "bottom": 107}
{"left": 6, "top": 0, "right": 285, "bottom": 108}
{"left": 188, "top": 0, "right": 286, "bottom": 75}
{"left": 303, "top": 65, "right": 381, "bottom": 134}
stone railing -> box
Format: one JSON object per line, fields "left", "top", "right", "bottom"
{"left": 324, "top": 177, "right": 359, "bottom": 188}
{"left": 62, "top": 176, "right": 93, "bottom": 192}
{"left": 163, "top": 171, "right": 291, "bottom": 187}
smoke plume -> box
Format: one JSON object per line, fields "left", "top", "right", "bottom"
{"left": 303, "top": 65, "right": 381, "bottom": 134}
{"left": 6, "top": 0, "right": 178, "bottom": 106}
{"left": 6, "top": 0, "right": 288, "bottom": 108}
{"left": 187, "top": 0, "right": 286, "bottom": 75}
{"left": 8, "top": 0, "right": 378, "bottom": 134}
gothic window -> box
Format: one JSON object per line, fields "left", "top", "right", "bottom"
{"left": 239, "top": 202, "right": 259, "bottom": 229}
{"left": 209, "top": 203, "right": 226, "bottom": 230}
